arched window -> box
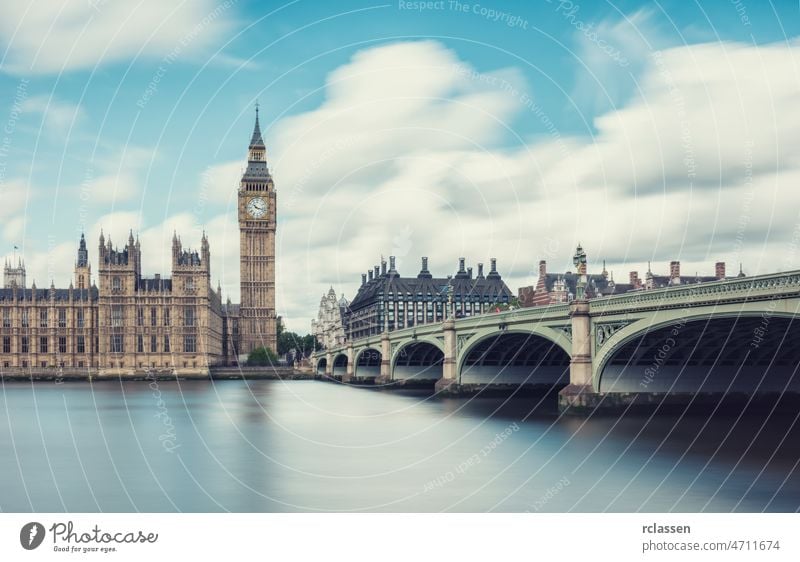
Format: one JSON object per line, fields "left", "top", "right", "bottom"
{"left": 112, "top": 276, "right": 121, "bottom": 291}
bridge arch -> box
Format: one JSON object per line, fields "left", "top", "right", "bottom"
{"left": 457, "top": 328, "right": 571, "bottom": 385}
{"left": 332, "top": 353, "right": 348, "bottom": 378}
{"left": 315, "top": 357, "right": 327, "bottom": 377}
{"left": 596, "top": 312, "right": 800, "bottom": 393}
{"left": 354, "top": 347, "right": 382, "bottom": 379}
{"left": 391, "top": 338, "right": 444, "bottom": 381}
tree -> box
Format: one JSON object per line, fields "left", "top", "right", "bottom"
{"left": 246, "top": 346, "right": 278, "bottom": 366}
{"left": 277, "top": 330, "right": 319, "bottom": 357}
{"left": 494, "top": 297, "right": 521, "bottom": 312}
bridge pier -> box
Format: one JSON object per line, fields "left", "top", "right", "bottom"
{"left": 374, "top": 332, "right": 391, "bottom": 385}
{"left": 434, "top": 318, "right": 460, "bottom": 394}
{"left": 558, "top": 299, "right": 598, "bottom": 413}
{"left": 342, "top": 344, "right": 354, "bottom": 382}
{"left": 325, "top": 351, "right": 333, "bottom": 379}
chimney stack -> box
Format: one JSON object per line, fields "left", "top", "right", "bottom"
{"left": 374, "top": 265, "right": 379, "bottom": 278}
{"left": 418, "top": 256, "right": 432, "bottom": 279}
{"left": 670, "top": 260, "right": 681, "bottom": 284}
{"left": 362, "top": 273, "right": 367, "bottom": 285}
{"left": 458, "top": 257, "right": 466, "bottom": 272}
{"left": 715, "top": 261, "right": 726, "bottom": 279}
{"left": 381, "top": 260, "right": 387, "bottom": 276}
{"left": 487, "top": 258, "right": 500, "bottom": 279}
{"left": 539, "top": 260, "right": 546, "bottom": 277}
{"left": 467, "top": 267, "right": 473, "bottom": 279}
{"left": 389, "top": 255, "right": 396, "bottom": 272}
{"left": 477, "top": 263, "right": 484, "bottom": 279}
{"left": 368, "top": 270, "right": 374, "bottom": 281}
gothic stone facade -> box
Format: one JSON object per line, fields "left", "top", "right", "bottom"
{"left": 0, "top": 110, "right": 277, "bottom": 375}
{"left": 311, "top": 287, "right": 349, "bottom": 350}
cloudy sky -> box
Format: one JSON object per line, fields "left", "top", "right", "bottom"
{"left": 0, "top": 0, "right": 799, "bottom": 331}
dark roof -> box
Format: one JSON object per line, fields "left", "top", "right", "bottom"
{"left": 103, "top": 247, "right": 129, "bottom": 265}
{"left": 542, "top": 272, "right": 634, "bottom": 298}
{"left": 136, "top": 277, "right": 173, "bottom": 292}
{"left": 647, "top": 274, "right": 719, "bottom": 289}
{"left": 242, "top": 160, "right": 271, "bottom": 182}
{"left": 222, "top": 303, "right": 240, "bottom": 316}
{"left": 176, "top": 250, "right": 201, "bottom": 266}
{"left": 348, "top": 271, "right": 512, "bottom": 312}
{"left": 0, "top": 287, "right": 97, "bottom": 301}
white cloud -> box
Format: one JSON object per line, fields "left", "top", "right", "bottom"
{"left": 20, "top": 95, "right": 85, "bottom": 130}
{"left": 13, "top": 36, "right": 799, "bottom": 335}
{"left": 0, "top": 0, "right": 238, "bottom": 74}
{"left": 259, "top": 39, "right": 800, "bottom": 331}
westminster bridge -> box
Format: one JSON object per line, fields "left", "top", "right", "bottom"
{"left": 313, "top": 270, "right": 800, "bottom": 413}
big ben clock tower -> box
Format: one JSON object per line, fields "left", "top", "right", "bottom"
{"left": 238, "top": 105, "right": 277, "bottom": 358}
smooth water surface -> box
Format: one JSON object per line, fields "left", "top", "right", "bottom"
{"left": 1, "top": 380, "right": 798, "bottom": 512}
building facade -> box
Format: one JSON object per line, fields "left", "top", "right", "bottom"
{"left": 0, "top": 110, "right": 277, "bottom": 375}
{"left": 518, "top": 244, "right": 742, "bottom": 307}
{"left": 311, "top": 287, "right": 349, "bottom": 350}
{"left": 345, "top": 256, "right": 512, "bottom": 341}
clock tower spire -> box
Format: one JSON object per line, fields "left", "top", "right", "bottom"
{"left": 237, "top": 104, "right": 277, "bottom": 360}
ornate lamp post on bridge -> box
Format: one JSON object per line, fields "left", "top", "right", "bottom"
{"left": 573, "top": 243, "right": 588, "bottom": 301}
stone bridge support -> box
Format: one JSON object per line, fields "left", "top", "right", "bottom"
{"left": 380, "top": 332, "right": 391, "bottom": 379}
{"left": 434, "top": 319, "right": 459, "bottom": 394}
{"left": 343, "top": 343, "right": 354, "bottom": 383}
{"left": 325, "top": 351, "right": 333, "bottom": 378}
{"left": 558, "top": 300, "right": 595, "bottom": 410}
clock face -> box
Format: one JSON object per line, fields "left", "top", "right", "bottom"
{"left": 246, "top": 197, "right": 267, "bottom": 219}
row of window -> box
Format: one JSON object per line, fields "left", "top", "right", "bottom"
{"left": 0, "top": 334, "right": 199, "bottom": 355}
{"left": 120, "top": 307, "right": 197, "bottom": 327}
{"left": 2, "top": 335, "right": 90, "bottom": 354}
{"left": 2, "top": 308, "right": 87, "bottom": 328}
{"left": 109, "top": 334, "right": 196, "bottom": 354}
{"left": 377, "top": 294, "right": 509, "bottom": 303}
{"left": 110, "top": 277, "right": 197, "bottom": 291}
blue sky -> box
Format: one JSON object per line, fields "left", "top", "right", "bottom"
{"left": 1, "top": 0, "right": 799, "bottom": 330}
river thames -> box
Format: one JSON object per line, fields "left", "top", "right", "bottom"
{"left": 0, "top": 380, "right": 798, "bottom": 512}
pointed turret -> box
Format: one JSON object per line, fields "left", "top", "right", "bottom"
{"left": 75, "top": 233, "right": 91, "bottom": 289}
{"left": 241, "top": 105, "right": 271, "bottom": 182}
{"left": 250, "top": 103, "right": 265, "bottom": 148}
{"left": 77, "top": 233, "right": 88, "bottom": 266}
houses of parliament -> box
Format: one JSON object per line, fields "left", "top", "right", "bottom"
{"left": 0, "top": 109, "right": 277, "bottom": 375}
